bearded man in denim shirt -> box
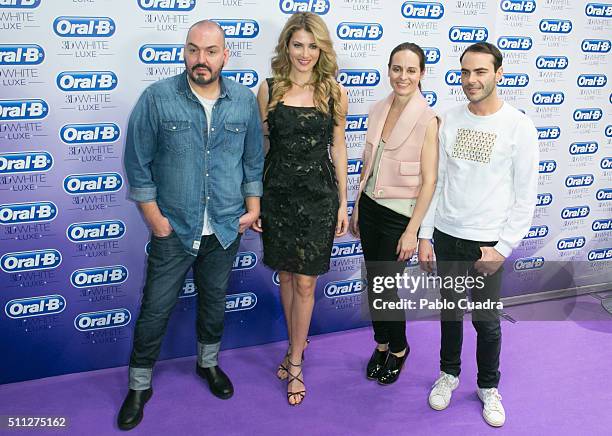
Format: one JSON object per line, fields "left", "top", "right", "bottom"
{"left": 118, "top": 20, "right": 263, "bottom": 430}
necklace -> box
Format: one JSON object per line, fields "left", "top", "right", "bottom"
{"left": 291, "top": 80, "right": 311, "bottom": 88}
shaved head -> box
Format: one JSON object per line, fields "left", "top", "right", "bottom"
{"left": 187, "top": 20, "right": 225, "bottom": 46}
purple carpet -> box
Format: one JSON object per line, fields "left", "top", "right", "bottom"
{"left": 1, "top": 295, "right": 611, "bottom": 435}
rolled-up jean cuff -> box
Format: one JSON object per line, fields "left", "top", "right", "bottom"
{"left": 128, "top": 367, "right": 153, "bottom": 390}
{"left": 198, "top": 341, "right": 221, "bottom": 368}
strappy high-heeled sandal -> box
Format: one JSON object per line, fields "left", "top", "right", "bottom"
{"left": 277, "top": 338, "right": 310, "bottom": 380}
{"left": 286, "top": 358, "right": 306, "bottom": 406}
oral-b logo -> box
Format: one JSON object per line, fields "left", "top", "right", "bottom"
{"left": 537, "top": 126, "right": 561, "bottom": 140}
{"left": 66, "top": 220, "right": 126, "bottom": 243}
{"left": 561, "top": 206, "right": 590, "bottom": 219}
{"left": 232, "top": 251, "right": 257, "bottom": 270}
{"left": 0, "top": 201, "right": 57, "bottom": 225}
{"left": 497, "top": 36, "right": 532, "bottom": 51}
{"left": 139, "top": 45, "right": 184, "bottom": 64}
{"left": 70, "top": 265, "right": 128, "bottom": 288}
{"left": 346, "top": 114, "right": 368, "bottom": 132}
{"left": 581, "top": 39, "right": 611, "bottom": 53}
{"left": 0, "top": 0, "right": 41, "bottom": 8}
{"left": 500, "top": 0, "right": 536, "bottom": 12}
{"left": 592, "top": 218, "right": 612, "bottom": 232}
{"left": 347, "top": 201, "right": 355, "bottom": 217}
{"left": 596, "top": 188, "right": 612, "bottom": 201}
{"left": 444, "top": 70, "right": 462, "bottom": 86}
{"left": 347, "top": 159, "right": 363, "bottom": 176}
{"left": 74, "top": 308, "right": 131, "bottom": 332}
{"left": 407, "top": 253, "right": 419, "bottom": 267}
{"left": 221, "top": 70, "right": 258, "bottom": 88}
{"left": 5, "top": 295, "right": 65, "bottom": 320}
{"left": 536, "top": 193, "right": 553, "bottom": 207}
{"left": 499, "top": 73, "right": 529, "bottom": 87}
{"left": 422, "top": 91, "right": 437, "bottom": 107}
{"left": 422, "top": 47, "right": 440, "bottom": 64}
{"left": 226, "top": 292, "right": 257, "bottom": 312}
{"left": 337, "top": 69, "right": 380, "bottom": 87}
{"left": 137, "top": 0, "right": 196, "bottom": 11}
{"left": 0, "top": 151, "right": 53, "bottom": 174}
{"left": 331, "top": 241, "right": 363, "bottom": 258}
{"left": 557, "top": 236, "right": 586, "bottom": 251}
{"left": 524, "top": 225, "right": 549, "bottom": 239}
{"left": 56, "top": 71, "right": 118, "bottom": 92}
{"left": 279, "top": 0, "right": 330, "bottom": 14}
{"left": 585, "top": 3, "right": 612, "bottom": 17}
{"left": 180, "top": 279, "right": 196, "bottom": 298}
{"left": 0, "top": 99, "right": 48, "bottom": 122}
{"left": 336, "top": 22, "right": 383, "bottom": 40}
{"left": 1, "top": 249, "right": 62, "bottom": 273}
{"left": 539, "top": 160, "right": 557, "bottom": 174}
{"left": 535, "top": 56, "right": 568, "bottom": 70}
{"left": 324, "top": 279, "right": 365, "bottom": 298}
{"left": 449, "top": 26, "right": 488, "bottom": 43}
{"left": 53, "top": 16, "right": 116, "bottom": 38}
{"left": 60, "top": 123, "right": 120, "bottom": 144}
{"left": 565, "top": 174, "right": 594, "bottom": 188}
{"left": 63, "top": 173, "right": 123, "bottom": 195}
{"left": 570, "top": 142, "right": 598, "bottom": 155}
{"left": 601, "top": 157, "right": 612, "bottom": 169}
{"left": 513, "top": 256, "right": 544, "bottom": 271}
{"left": 577, "top": 74, "right": 607, "bottom": 88}
{"left": 573, "top": 108, "right": 603, "bottom": 122}
{"left": 213, "top": 19, "right": 259, "bottom": 38}
{"left": 532, "top": 92, "right": 564, "bottom": 105}
{"left": 588, "top": 248, "right": 612, "bottom": 261}
{"left": 401, "top": 2, "right": 445, "bottom": 19}
{"left": 539, "top": 19, "right": 572, "bottom": 33}
{"left": 0, "top": 44, "right": 44, "bottom": 65}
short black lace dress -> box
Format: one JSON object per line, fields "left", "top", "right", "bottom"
{"left": 261, "top": 79, "right": 339, "bottom": 275}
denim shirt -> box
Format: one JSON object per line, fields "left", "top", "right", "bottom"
{"left": 124, "top": 72, "right": 264, "bottom": 254}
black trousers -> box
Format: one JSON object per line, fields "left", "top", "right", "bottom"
{"left": 433, "top": 228, "right": 502, "bottom": 388}
{"left": 358, "top": 193, "right": 410, "bottom": 353}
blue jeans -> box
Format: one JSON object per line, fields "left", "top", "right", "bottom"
{"left": 129, "top": 232, "right": 240, "bottom": 372}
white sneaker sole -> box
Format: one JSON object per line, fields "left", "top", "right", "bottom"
{"left": 428, "top": 398, "right": 449, "bottom": 411}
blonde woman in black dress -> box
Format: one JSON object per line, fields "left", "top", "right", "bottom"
{"left": 253, "top": 12, "right": 348, "bottom": 406}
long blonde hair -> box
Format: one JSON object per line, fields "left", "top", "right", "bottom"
{"left": 269, "top": 12, "right": 344, "bottom": 122}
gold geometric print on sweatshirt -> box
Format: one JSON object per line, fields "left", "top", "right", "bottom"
{"left": 451, "top": 128, "right": 497, "bottom": 164}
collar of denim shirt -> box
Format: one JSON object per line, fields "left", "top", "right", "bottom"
{"left": 176, "top": 70, "right": 233, "bottom": 103}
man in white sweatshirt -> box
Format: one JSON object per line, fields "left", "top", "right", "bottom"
{"left": 418, "top": 42, "right": 539, "bottom": 427}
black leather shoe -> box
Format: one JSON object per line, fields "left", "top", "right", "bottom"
{"left": 377, "top": 347, "right": 410, "bottom": 385}
{"left": 366, "top": 348, "right": 389, "bottom": 380}
{"left": 117, "top": 388, "right": 153, "bottom": 431}
{"left": 196, "top": 364, "right": 234, "bottom": 399}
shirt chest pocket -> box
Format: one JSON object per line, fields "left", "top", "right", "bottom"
{"left": 160, "top": 120, "right": 192, "bottom": 155}
{"left": 224, "top": 122, "right": 246, "bottom": 153}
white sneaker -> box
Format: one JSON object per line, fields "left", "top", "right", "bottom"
{"left": 428, "top": 371, "right": 459, "bottom": 410}
{"left": 477, "top": 387, "right": 506, "bottom": 427}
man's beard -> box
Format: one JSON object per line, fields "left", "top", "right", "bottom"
{"left": 188, "top": 63, "right": 221, "bottom": 85}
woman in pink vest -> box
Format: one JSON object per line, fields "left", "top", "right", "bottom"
{"left": 349, "top": 42, "right": 439, "bottom": 385}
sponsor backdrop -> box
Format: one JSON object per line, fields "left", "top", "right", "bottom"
{"left": 0, "top": 0, "right": 610, "bottom": 383}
